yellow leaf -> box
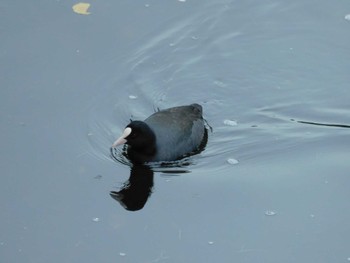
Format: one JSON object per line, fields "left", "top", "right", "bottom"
{"left": 72, "top": 3, "right": 91, "bottom": 15}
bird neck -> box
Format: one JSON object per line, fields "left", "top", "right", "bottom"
{"left": 127, "top": 143, "right": 157, "bottom": 164}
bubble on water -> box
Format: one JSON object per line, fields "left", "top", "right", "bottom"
{"left": 227, "top": 158, "right": 239, "bottom": 165}
{"left": 119, "top": 252, "right": 126, "bottom": 256}
{"left": 265, "top": 210, "right": 277, "bottom": 216}
{"left": 129, "top": 95, "right": 137, "bottom": 99}
{"left": 208, "top": 241, "right": 214, "bottom": 245}
{"left": 223, "top": 119, "right": 238, "bottom": 126}
{"left": 92, "top": 217, "right": 100, "bottom": 222}
{"left": 345, "top": 14, "right": 350, "bottom": 21}
{"left": 178, "top": 0, "right": 186, "bottom": 2}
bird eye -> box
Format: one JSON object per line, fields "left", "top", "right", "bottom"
{"left": 129, "top": 132, "right": 137, "bottom": 139}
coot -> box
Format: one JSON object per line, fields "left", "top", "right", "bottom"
{"left": 112, "top": 103, "right": 206, "bottom": 164}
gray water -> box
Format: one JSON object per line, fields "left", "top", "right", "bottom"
{"left": 1, "top": 0, "right": 350, "bottom": 262}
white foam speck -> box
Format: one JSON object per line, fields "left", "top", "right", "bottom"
{"left": 345, "top": 14, "right": 350, "bottom": 21}
{"left": 178, "top": 0, "right": 186, "bottom": 2}
{"left": 227, "top": 158, "right": 239, "bottom": 165}
{"left": 213, "top": 80, "right": 227, "bottom": 88}
{"left": 208, "top": 241, "right": 214, "bottom": 245}
{"left": 265, "top": 210, "right": 277, "bottom": 216}
{"left": 92, "top": 217, "right": 100, "bottom": 222}
{"left": 129, "top": 95, "right": 137, "bottom": 99}
{"left": 224, "top": 119, "right": 238, "bottom": 126}
{"left": 119, "top": 252, "right": 126, "bottom": 257}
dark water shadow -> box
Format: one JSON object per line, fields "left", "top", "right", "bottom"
{"left": 109, "top": 127, "right": 209, "bottom": 211}
{"left": 297, "top": 120, "right": 350, "bottom": 129}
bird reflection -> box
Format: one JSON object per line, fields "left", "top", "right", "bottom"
{"left": 110, "top": 165, "right": 154, "bottom": 211}
{"left": 109, "top": 126, "right": 209, "bottom": 211}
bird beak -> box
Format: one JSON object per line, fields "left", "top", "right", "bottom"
{"left": 111, "top": 137, "right": 127, "bottom": 148}
{"left": 112, "top": 127, "right": 132, "bottom": 148}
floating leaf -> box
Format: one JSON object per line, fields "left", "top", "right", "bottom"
{"left": 72, "top": 3, "right": 91, "bottom": 15}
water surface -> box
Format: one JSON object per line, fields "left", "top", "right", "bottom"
{"left": 1, "top": 0, "right": 350, "bottom": 262}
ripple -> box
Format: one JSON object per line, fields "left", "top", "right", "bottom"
{"left": 86, "top": 1, "right": 349, "bottom": 174}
